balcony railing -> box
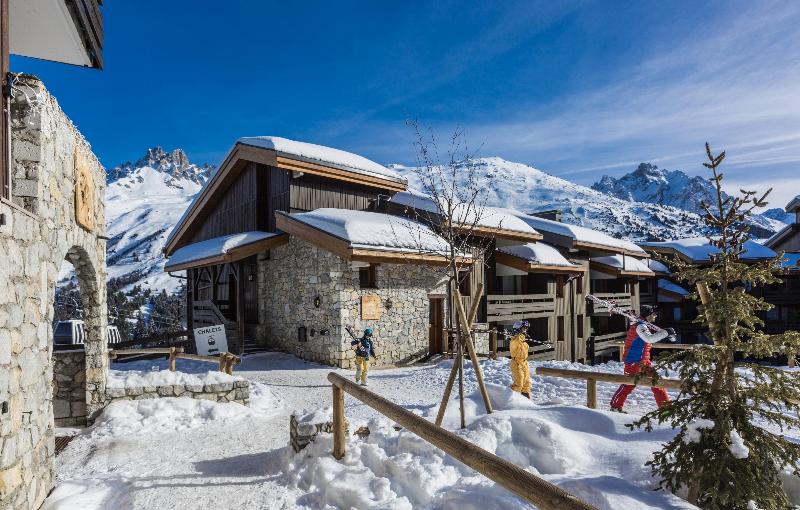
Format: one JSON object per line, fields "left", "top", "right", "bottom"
{"left": 591, "top": 331, "right": 627, "bottom": 353}
{"left": 486, "top": 293, "right": 556, "bottom": 322}
{"left": 589, "top": 292, "right": 632, "bottom": 314}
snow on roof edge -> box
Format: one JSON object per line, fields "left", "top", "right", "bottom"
{"left": 165, "top": 231, "right": 281, "bottom": 270}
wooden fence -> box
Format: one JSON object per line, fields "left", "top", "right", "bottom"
{"left": 535, "top": 367, "right": 682, "bottom": 409}
{"left": 327, "top": 372, "right": 598, "bottom": 510}
{"left": 109, "top": 347, "right": 240, "bottom": 375}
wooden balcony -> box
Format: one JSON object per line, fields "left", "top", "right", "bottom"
{"left": 486, "top": 293, "right": 556, "bottom": 323}
{"left": 591, "top": 331, "right": 627, "bottom": 353}
{"left": 589, "top": 292, "right": 632, "bottom": 315}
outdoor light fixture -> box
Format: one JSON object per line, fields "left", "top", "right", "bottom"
{"left": 248, "top": 274, "right": 254, "bottom": 282}
{"left": 385, "top": 297, "right": 393, "bottom": 310}
{"left": 314, "top": 295, "right": 321, "bottom": 308}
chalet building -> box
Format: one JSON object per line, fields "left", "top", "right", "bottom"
{"left": 763, "top": 195, "right": 800, "bottom": 334}
{"left": 164, "top": 137, "right": 457, "bottom": 367}
{"left": 388, "top": 192, "right": 655, "bottom": 363}
{"left": 640, "top": 236, "right": 794, "bottom": 343}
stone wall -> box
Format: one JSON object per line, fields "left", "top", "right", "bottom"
{"left": 0, "top": 76, "right": 107, "bottom": 510}
{"left": 105, "top": 380, "right": 250, "bottom": 406}
{"left": 52, "top": 350, "right": 87, "bottom": 426}
{"left": 258, "top": 237, "right": 447, "bottom": 368}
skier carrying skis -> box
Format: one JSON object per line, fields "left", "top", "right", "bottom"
{"left": 347, "top": 326, "right": 376, "bottom": 386}
{"left": 610, "top": 305, "right": 675, "bottom": 412}
{"left": 509, "top": 320, "right": 532, "bottom": 399}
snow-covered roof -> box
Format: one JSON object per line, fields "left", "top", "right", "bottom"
{"left": 516, "top": 214, "right": 646, "bottom": 255}
{"left": 165, "top": 231, "right": 283, "bottom": 271}
{"left": 786, "top": 195, "right": 800, "bottom": 212}
{"left": 238, "top": 136, "right": 406, "bottom": 185}
{"left": 592, "top": 255, "right": 654, "bottom": 275}
{"left": 389, "top": 190, "right": 439, "bottom": 214}
{"left": 498, "top": 242, "right": 578, "bottom": 268}
{"left": 640, "top": 237, "right": 777, "bottom": 263}
{"left": 780, "top": 252, "right": 800, "bottom": 270}
{"left": 284, "top": 208, "right": 451, "bottom": 255}
{"left": 658, "top": 278, "right": 690, "bottom": 296}
{"left": 647, "top": 259, "right": 671, "bottom": 274}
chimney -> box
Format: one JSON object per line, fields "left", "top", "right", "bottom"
{"left": 529, "top": 209, "right": 563, "bottom": 222}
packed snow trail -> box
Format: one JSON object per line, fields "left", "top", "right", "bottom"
{"left": 45, "top": 353, "right": 800, "bottom": 509}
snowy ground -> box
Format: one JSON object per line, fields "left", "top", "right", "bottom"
{"left": 44, "top": 354, "right": 799, "bottom": 509}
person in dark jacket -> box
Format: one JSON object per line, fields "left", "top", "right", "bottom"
{"left": 610, "top": 305, "right": 674, "bottom": 412}
{"left": 351, "top": 328, "right": 376, "bottom": 386}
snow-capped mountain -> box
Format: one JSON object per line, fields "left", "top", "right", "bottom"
{"left": 591, "top": 163, "right": 784, "bottom": 238}
{"left": 104, "top": 148, "right": 214, "bottom": 292}
{"left": 392, "top": 157, "right": 717, "bottom": 241}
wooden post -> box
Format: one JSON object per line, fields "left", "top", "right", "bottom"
{"left": 442, "top": 328, "right": 449, "bottom": 359}
{"left": 455, "top": 291, "right": 493, "bottom": 415}
{"left": 458, "top": 340, "right": 465, "bottom": 430}
{"left": 169, "top": 347, "right": 177, "bottom": 372}
{"left": 618, "top": 346, "right": 624, "bottom": 362}
{"left": 586, "top": 378, "right": 597, "bottom": 409}
{"left": 332, "top": 384, "right": 346, "bottom": 460}
{"left": 435, "top": 348, "right": 462, "bottom": 427}
{"left": 490, "top": 329, "right": 497, "bottom": 360}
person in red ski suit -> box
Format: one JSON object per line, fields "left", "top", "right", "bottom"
{"left": 610, "top": 305, "right": 673, "bottom": 411}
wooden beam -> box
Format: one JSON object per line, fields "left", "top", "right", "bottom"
{"left": 495, "top": 252, "right": 584, "bottom": 274}
{"left": 455, "top": 224, "right": 543, "bottom": 243}
{"left": 0, "top": 0, "right": 8, "bottom": 200}
{"left": 536, "top": 366, "right": 682, "bottom": 389}
{"left": 276, "top": 154, "right": 406, "bottom": 192}
{"left": 573, "top": 240, "right": 649, "bottom": 258}
{"left": 589, "top": 261, "right": 653, "bottom": 278}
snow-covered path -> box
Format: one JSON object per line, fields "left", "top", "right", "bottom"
{"left": 44, "top": 354, "right": 728, "bottom": 509}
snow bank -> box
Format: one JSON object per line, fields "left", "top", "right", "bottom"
{"left": 269, "top": 384, "right": 696, "bottom": 510}
{"left": 498, "top": 242, "right": 577, "bottom": 268}
{"left": 106, "top": 368, "right": 241, "bottom": 389}
{"left": 165, "top": 231, "right": 280, "bottom": 270}
{"left": 239, "top": 136, "right": 405, "bottom": 184}
{"left": 285, "top": 208, "right": 452, "bottom": 254}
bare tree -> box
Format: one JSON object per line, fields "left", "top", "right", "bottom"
{"left": 389, "top": 119, "right": 498, "bottom": 428}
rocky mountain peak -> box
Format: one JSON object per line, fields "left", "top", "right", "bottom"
{"left": 107, "top": 147, "right": 214, "bottom": 186}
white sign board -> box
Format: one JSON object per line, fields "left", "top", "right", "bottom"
{"left": 193, "top": 325, "right": 228, "bottom": 356}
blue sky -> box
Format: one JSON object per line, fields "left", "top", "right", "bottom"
{"left": 12, "top": 0, "right": 800, "bottom": 207}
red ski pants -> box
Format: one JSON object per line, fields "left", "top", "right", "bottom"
{"left": 610, "top": 362, "right": 669, "bottom": 410}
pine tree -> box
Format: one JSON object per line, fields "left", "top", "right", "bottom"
{"left": 632, "top": 144, "right": 800, "bottom": 509}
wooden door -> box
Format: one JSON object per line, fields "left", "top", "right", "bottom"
{"left": 429, "top": 298, "right": 444, "bottom": 354}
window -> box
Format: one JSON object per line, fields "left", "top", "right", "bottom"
{"left": 556, "top": 276, "right": 564, "bottom": 298}
{"left": 576, "top": 315, "right": 584, "bottom": 338}
{"left": 575, "top": 275, "right": 584, "bottom": 295}
{"left": 458, "top": 270, "right": 471, "bottom": 297}
{"left": 557, "top": 316, "right": 565, "bottom": 342}
{"left": 359, "top": 265, "right": 376, "bottom": 289}
{"left": 673, "top": 307, "right": 683, "bottom": 321}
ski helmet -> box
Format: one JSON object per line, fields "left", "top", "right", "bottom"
{"left": 364, "top": 328, "right": 373, "bottom": 337}
{"left": 512, "top": 320, "right": 530, "bottom": 330}
{"left": 640, "top": 305, "right": 658, "bottom": 318}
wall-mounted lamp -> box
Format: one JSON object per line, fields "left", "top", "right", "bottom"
{"left": 248, "top": 274, "right": 254, "bottom": 282}
{"left": 385, "top": 297, "right": 393, "bottom": 310}
{"left": 313, "top": 295, "right": 322, "bottom": 308}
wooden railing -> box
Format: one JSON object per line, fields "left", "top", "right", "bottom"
{"left": 607, "top": 341, "right": 697, "bottom": 362}
{"left": 486, "top": 293, "right": 556, "bottom": 322}
{"left": 109, "top": 347, "right": 240, "bottom": 375}
{"left": 535, "top": 367, "right": 682, "bottom": 409}
{"left": 589, "top": 292, "right": 632, "bottom": 314}
{"left": 591, "top": 331, "right": 627, "bottom": 353}
{"left": 327, "top": 372, "right": 598, "bottom": 510}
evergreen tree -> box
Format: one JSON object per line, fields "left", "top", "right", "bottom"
{"left": 632, "top": 144, "right": 800, "bottom": 509}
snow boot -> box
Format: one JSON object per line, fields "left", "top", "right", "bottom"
{"left": 610, "top": 406, "right": 627, "bottom": 414}
{"left": 521, "top": 392, "right": 531, "bottom": 399}
{"left": 360, "top": 381, "right": 368, "bottom": 387}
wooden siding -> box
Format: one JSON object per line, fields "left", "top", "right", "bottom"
{"left": 66, "top": 0, "right": 104, "bottom": 68}
{"left": 1, "top": 0, "right": 8, "bottom": 199}
{"left": 189, "top": 163, "right": 260, "bottom": 244}
{"left": 289, "top": 172, "right": 382, "bottom": 212}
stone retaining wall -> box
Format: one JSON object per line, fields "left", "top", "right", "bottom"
{"left": 52, "top": 350, "right": 87, "bottom": 426}
{"left": 105, "top": 380, "right": 250, "bottom": 406}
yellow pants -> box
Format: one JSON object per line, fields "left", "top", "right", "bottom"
{"left": 355, "top": 356, "right": 369, "bottom": 383}
{"left": 510, "top": 359, "right": 531, "bottom": 394}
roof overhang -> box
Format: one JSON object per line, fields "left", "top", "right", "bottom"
{"left": 765, "top": 224, "right": 800, "bottom": 250}
{"left": 495, "top": 251, "right": 584, "bottom": 274}
{"left": 165, "top": 142, "right": 408, "bottom": 256}
{"left": 572, "top": 240, "right": 649, "bottom": 258}
{"left": 165, "top": 233, "right": 288, "bottom": 272}
{"left": 456, "top": 224, "right": 543, "bottom": 242}
{"left": 589, "top": 260, "right": 654, "bottom": 278}
{"left": 10, "top": 0, "right": 103, "bottom": 69}
{"left": 276, "top": 212, "right": 467, "bottom": 267}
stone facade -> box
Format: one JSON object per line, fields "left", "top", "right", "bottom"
{"left": 258, "top": 237, "right": 447, "bottom": 368}
{"left": 52, "top": 350, "right": 87, "bottom": 426}
{"left": 105, "top": 380, "right": 250, "bottom": 406}
{"left": 0, "top": 76, "right": 107, "bottom": 509}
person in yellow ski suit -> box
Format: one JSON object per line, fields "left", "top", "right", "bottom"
{"left": 509, "top": 320, "right": 531, "bottom": 398}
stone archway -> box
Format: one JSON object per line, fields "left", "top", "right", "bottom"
{"left": 0, "top": 76, "right": 107, "bottom": 509}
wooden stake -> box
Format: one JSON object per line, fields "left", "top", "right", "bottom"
{"left": 455, "top": 290, "right": 493, "bottom": 415}
{"left": 332, "top": 384, "right": 346, "bottom": 459}
{"left": 458, "top": 340, "right": 465, "bottom": 430}
{"left": 490, "top": 329, "right": 497, "bottom": 360}
{"left": 435, "top": 348, "right": 462, "bottom": 427}
{"left": 169, "top": 347, "right": 177, "bottom": 372}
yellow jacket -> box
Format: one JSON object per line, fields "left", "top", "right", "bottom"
{"left": 510, "top": 333, "right": 529, "bottom": 361}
